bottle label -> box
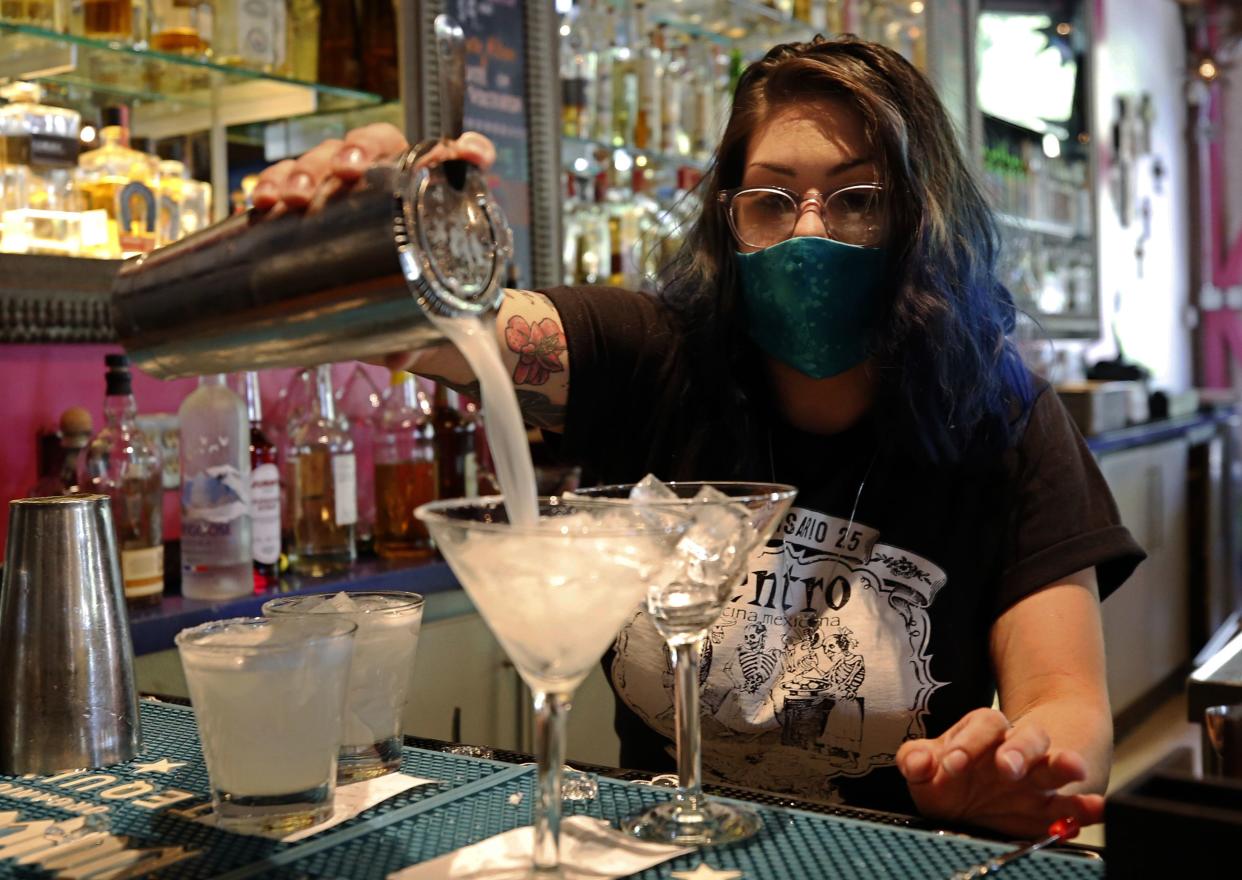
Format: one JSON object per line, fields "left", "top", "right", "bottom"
{"left": 181, "top": 464, "right": 250, "bottom": 567}
{"left": 122, "top": 545, "right": 164, "bottom": 598}
{"left": 29, "top": 133, "right": 79, "bottom": 168}
{"left": 182, "top": 465, "right": 249, "bottom": 522}
{"left": 250, "top": 462, "right": 281, "bottom": 565}
{"left": 238, "top": 0, "right": 286, "bottom": 67}
{"left": 333, "top": 454, "right": 357, "bottom": 526}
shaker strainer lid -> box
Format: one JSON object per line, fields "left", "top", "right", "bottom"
{"left": 394, "top": 153, "right": 512, "bottom": 319}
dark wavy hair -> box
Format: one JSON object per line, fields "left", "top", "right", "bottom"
{"left": 647, "top": 35, "right": 1033, "bottom": 477}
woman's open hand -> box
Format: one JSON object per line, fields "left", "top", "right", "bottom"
{"left": 250, "top": 123, "right": 497, "bottom": 214}
{"left": 896, "top": 707, "right": 1105, "bottom": 838}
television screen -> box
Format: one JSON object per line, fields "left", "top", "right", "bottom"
{"left": 977, "top": 12, "right": 1079, "bottom": 132}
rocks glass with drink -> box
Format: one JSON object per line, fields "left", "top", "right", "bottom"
{"left": 176, "top": 616, "right": 356, "bottom": 835}
{"left": 263, "top": 591, "right": 425, "bottom": 782}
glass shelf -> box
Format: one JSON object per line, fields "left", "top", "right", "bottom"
{"left": 996, "top": 212, "right": 1083, "bottom": 241}
{"left": 562, "top": 134, "right": 707, "bottom": 176}
{"left": 0, "top": 21, "right": 383, "bottom": 138}
{"left": 654, "top": 3, "right": 818, "bottom": 50}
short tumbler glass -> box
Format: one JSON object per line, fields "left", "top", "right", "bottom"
{"left": 263, "top": 591, "right": 425, "bottom": 782}
{"left": 176, "top": 616, "right": 356, "bottom": 835}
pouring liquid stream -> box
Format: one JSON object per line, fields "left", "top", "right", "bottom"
{"left": 427, "top": 313, "right": 539, "bottom": 528}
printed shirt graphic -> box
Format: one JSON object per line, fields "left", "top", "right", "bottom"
{"left": 610, "top": 504, "right": 947, "bottom": 802}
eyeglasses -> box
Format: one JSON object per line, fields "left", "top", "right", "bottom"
{"left": 717, "top": 183, "right": 888, "bottom": 249}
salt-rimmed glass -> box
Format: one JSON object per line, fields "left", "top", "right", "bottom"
{"left": 176, "top": 616, "right": 356, "bottom": 835}
{"left": 416, "top": 495, "right": 687, "bottom": 875}
{"left": 262, "top": 591, "right": 424, "bottom": 782}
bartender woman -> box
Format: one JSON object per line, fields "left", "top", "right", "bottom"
{"left": 254, "top": 35, "right": 1144, "bottom": 837}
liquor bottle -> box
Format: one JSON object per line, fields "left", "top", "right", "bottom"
{"left": 56, "top": 406, "right": 93, "bottom": 493}
{"left": 0, "top": 0, "right": 62, "bottom": 29}
{"left": 689, "top": 38, "right": 718, "bottom": 161}
{"left": 559, "top": 1, "right": 595, "bottom": 139}
{"left": 632, "top": 2, "right": 661, "bottom": 153}
{"left": 286, "top": 364, "right": 357, "bottom": 575}
{"left": 0, "top": 81, "right": 81, "bottom": 219}
{"left": 592, "top": 4, "right": 614, "bottom": 144}
{"left": 212, "top": 0, "right": 286, "bottom": 71}
{"left": 432, "top": 384, "right": 476, "bottom": 499}
{"left": 154, "top": 158, "right": 186, "bottom": 247}
{"left": 562, "top": 173, "right": 579, "bottom": 284}
{"left": 29, "top": 407, "right": 94, "bottom": 497}
{"left": 80, "top": 355, "right": 165, "bottom": 610}
{"left": 373, "top": 371, "right": 436, "bottom": 559}
{"left": 179, "top": 373, "right": 252, "bottom": 599}
{"left": 610, "top": 1, "right": 636, "bottom": 148}
{"left": 559, "top": 9, "right": 583, "bottom": 138}
{"left": 336, "top": 363, "right": 381, "bottom": 553}
{"left": 82, "top": 0, "right": 133, "bottom": 40}
{"left": 268, "top": 367, "right": 311, "bottom": 554}
{"left": 317, "top": 0, "right": 360, "bottom": 89}
{"left": 461, "top": 395, "right": 498, "bottom": 497}
{"left": 286, "top": 0, "right": 320, "bottom": 82}
{"left": 78, "top": 106, "right": 158, "bottom": 256}
{"left": 360, "top": 0, "right": 398, "bottom": 99}
{"left": 661, "top": 33, "right": 687, "bottom": 157}
{"left": 149, "top": 0, "right": 212, "bottom": 55}
{"left": 241, "top": 371, "right": 280, "bottom": 590}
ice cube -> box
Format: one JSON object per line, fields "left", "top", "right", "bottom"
{"left": 195, "top": 620, "right": 275, "bottom": 647}
{"left": 676, "top": 500, "right": 753, "bottom": 587}
{"left": 630, "top": 473, "right": 678, "bottom": 502}
{"left": 313, "top": 591, "right": 359, "bottom": 613}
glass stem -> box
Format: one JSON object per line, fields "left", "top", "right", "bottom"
{"left": 671, "top": 639, "right": 704, "bottom": 812}
{"left": 532, "top": 689, "right": 571, "bottom": 872}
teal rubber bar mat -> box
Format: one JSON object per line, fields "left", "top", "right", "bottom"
{"left": 0, "top": 700, "right": 512, "bottom": 879}
{"left": 0, "top": 701, "right": 1105, "bottom": 879}
{"left": 272, "top": 772, "right": 1105, "bottom": 880}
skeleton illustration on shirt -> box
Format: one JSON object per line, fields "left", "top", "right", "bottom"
{"left": 610, "top": 505, "right": 948, "bottom": 798}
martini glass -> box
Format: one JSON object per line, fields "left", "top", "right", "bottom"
{"left": 416, "top": 495, "right": 688, "bottom": 876}
{"left": 572, "top": 481, "right": 797, "bottom": 847}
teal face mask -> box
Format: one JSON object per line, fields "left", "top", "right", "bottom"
{"left": 734, "top": 236, "right": 890, "bottom": 380}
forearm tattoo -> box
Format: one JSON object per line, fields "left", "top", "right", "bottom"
{"left": 421, "top": 376, "right": 567, "bottom": 430}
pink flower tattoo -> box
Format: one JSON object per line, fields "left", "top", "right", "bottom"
{"left": 505, "top": 315, "right": 566, "bottom": 386}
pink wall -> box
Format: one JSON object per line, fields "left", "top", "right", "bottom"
{"left": 0, "top": 344, "right": 197, "bottom": 554}
{"left": 0, "top": 347, "right": 395, "bottom": 560}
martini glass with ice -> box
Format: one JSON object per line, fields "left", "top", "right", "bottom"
{"left": 572, "top": 479, "right": 797, "bottom": 847}
{"left": 415, "top": 495, "right": 687, "bottom": 876}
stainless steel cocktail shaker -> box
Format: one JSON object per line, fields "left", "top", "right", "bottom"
{"left": 0, "top": 495, "right": 141, "bottom": 773}
{"left": 111, "top": 16, "right": 512, "bottom": 380}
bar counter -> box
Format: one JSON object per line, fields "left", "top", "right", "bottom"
{"left": 0, "top": 699, "right": 1107, "bottom": 879}
{"left": 128, "top": 558, "right": 462, "bottom": 656}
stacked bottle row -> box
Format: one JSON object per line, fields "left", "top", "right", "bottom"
{"left": 561, "top": 162, "right": 700, "bottom": 290}
{"left": 558, "top": 0, "right": 928, "bottom": 163}
{"left": 982, "top": 135, "right": 1090, "bottom": 236}
{"left": 0, "top": 93, "right": 211, "bottom": 257}
{"left": 560, "top": 0, "right": 736, "bottom": 163}
{"left": 0, "top": 0, "right": 398, "bottom": 97}
{"left": 34, "top": 357, "right": 495, "bottom": 610}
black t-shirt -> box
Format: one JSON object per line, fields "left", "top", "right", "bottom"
{"left": 541, "top": 285, "right": 1146, "bottom": 815}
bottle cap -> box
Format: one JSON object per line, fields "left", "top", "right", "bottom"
{"left": 104, "top": 353, "right": 132, "bottom": 396}
{"left": 100, "top": 106, "right": 128, "bottom": 129}
{"left": 58, "top": 406, "right": 93, "bottom": 439}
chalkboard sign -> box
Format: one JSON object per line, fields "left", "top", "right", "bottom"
{"left": 448, "top": 0, "right": 532, "bottom": 287}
